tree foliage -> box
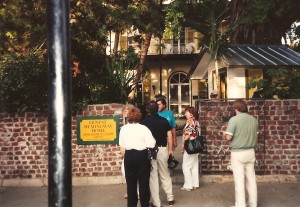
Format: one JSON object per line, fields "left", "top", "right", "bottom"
{"left": 163, "top": 0, "right": 185, "bottom": 40}
{"left": 179, "top": 0, "right": 300, "bottom": 98}
{"left": 247, "top": 68, "right": 300, "bottom": 99}
{"left": 1, "top": 0, "right": 300, "bottom": 113}
{"left": 181, "top": 0, "right": 232, "bottom": 96}
{"left": 229, "top": 0, "right": 300, "bottom": 44}
{"left": 0, "top": 0, "right": 47, "bottom": 61}
{"left": 0, "top": 52, "right": 48, "bottom": 112}
{"left": 184, "top": 0, "right": 231, "bottom": 56}
{"left": 105, "top": 47, "right": 139, "bottom": 103}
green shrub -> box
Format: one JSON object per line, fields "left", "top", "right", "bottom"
{"left": 247, "top": 68, "right": 300, "bottom": 99}
{"left": 0, "top": 48, "right": 139, "bottom": 113}
{"left": 0, "top": 52, "right": 48, "bottom": 112}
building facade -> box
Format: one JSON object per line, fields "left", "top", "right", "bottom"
{"left": 108, "top": 28, "right": 300, "bottom": 116}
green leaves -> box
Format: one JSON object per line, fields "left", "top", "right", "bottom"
{"left": 0, "top": 0, "right": 47, "bottom": 61}
{"left": 105, "top": 48, "right": 139, "bottom": 103}
{"left": 0, "top": 51, "right": 48, "bottom": 112}
{"left": 231, "top": 0, "right": 300, "bottom": 44}
{"left": 163, "top": 0, "right": 185, "bottom": 40}
{"left": 184, "top": 0, "right": 231, "bottom": 57}
{"left": 247, "top": 68, "right": 300, "bottom": 99}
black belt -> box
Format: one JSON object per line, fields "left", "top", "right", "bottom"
{"left": 157, "top": 145, "right": 167, "bottom": 147}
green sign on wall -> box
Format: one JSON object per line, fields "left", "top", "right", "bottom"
{"left": 77, "top": 115, "right": 119, "bottom": 145}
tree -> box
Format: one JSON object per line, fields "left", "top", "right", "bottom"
{"left": 127, "top": 0, "right": 166, "bottom": 98}
{"left": 68, "top": 1, "right": 144, "bottom": 109}
{"left": 229, "top": 0, "right": 300, "bottom": 44}
{"left": 283, "top": 22, "right": 300, "bottom": 52}
{"left": 228, "top": 0, "right": 300, "bottom": 99}
{"left": 0, "top": 0, "right": 138, "bottom": 112}
{"left": 105, "top": 47, "right": 139, "bottom": 103}
{"left": 72, "top": 48, "right": 139, "bottom": 110}
{"left": 101, "top": 0, "right": 137, "bottom": 55}
{"left": 180, "top": 0, "right": 300, "bottom": 97}
{"left": 79, "top": 0, "right": 167, "bottom": 103}
{"left": 0, "top": 0, "right": 48, "bottom": 112}
{"left": 163, "top": 0, "right": 185, "bottom": 41}
{"left": 247, "top": 68, "right": 300, "bottom": 99}
{"left": 0, "top": 0, "right": 47, "bottom": 61}
{"left": 0, "top": 52, "right": 48, "bottom": 112}
{"left": 183, "top": 0, "right": 232, "bottom": 96}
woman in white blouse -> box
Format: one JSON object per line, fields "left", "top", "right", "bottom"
{"left": 119, "top": 107, "right": 156, "bottom": 207}
{"left": 181, "top": 107, "right": 200, "bottom": 192}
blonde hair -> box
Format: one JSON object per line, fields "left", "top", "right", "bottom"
{"left": 123, "top": 104, "right": 134, "bottom": 112}
{"left": 123, "top": 104, "right": 135, "bottom": 125}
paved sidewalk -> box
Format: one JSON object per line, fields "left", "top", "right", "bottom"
{"left": 1, "top": 136, "right": 299, "bottom": 207}
{"left": 1, "top": 182, "right": 300, "bottom": 207}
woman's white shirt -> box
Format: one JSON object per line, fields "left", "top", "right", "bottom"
{"left": 119, "top": 123, "right": 156, "bottom": 150}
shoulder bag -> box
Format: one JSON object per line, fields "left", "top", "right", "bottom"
{"left": 184, "top": 135, "right": 205, "bottom": 154}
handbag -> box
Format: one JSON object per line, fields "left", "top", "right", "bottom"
{"left": 184, "top": 135, "right": 205, "bottom": 154}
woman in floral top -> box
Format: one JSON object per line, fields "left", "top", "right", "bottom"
{"left": 181, "top": 107, "right": 200, "bottom": 191}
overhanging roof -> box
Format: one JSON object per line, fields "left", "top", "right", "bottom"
{"left": 221, "top": 45, "right": 300, "bottom": 67}
{"left": 189, "top": 44, "right": 300, "bottom": 80}
{"left": 188, "top": 50, "right": 211, "bottom": 79}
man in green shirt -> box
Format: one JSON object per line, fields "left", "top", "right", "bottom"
{"left": 224, "top": 99, "right": 259, "bottom": 207}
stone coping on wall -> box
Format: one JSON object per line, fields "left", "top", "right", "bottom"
{"left": 1, "top": 175, "right": 299, "bottom": 187}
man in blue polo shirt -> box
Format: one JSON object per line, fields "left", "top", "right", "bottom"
{"left": 156, "top": 97, "right": 177, "bottom": 149}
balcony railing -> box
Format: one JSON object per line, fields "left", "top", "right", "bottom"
{"left": 148, "top": 41, "right": 200, "bottom": 55}
{"left": 112, "top": 38, "right": 201, "bottom": 55}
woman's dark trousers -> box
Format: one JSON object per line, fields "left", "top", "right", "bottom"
{"left": 125, "top": 149, "right": 151, "bottom": 207}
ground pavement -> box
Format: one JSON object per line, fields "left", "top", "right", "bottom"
{"left": 1, "top": 182, "right": 300, "bottom": 207}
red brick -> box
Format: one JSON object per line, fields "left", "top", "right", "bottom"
{"left": 1, "top": 101, "right": 300, "bottom": 179}
{"left": 103, "top": 110, "right": 114, "bottom": 115}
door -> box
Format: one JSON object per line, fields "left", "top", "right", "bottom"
{"left": 169, "top": 72, "right": 190, "bottom": 115}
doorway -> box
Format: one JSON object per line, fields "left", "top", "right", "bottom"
{"left": 169, "top": 72, "right": 190, "bottom": 114}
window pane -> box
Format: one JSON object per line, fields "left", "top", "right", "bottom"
{"left": 181, "top": 85, "right": 190, "bottom": 103}
{"left": 170, "top": 105, "right": 179, "bottom": 114}
{"left": 170, "top": 73, "right": 179, "bottom": 83}
{"left": 180, "top": 74, "right": 189, "bottom": 83}
{"left": 170, "top": 85, "right": 178, "bottom": 103}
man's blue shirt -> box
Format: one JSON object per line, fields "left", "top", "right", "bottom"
{"left": 158, "top": 110, "right": 176, "bottom": 128}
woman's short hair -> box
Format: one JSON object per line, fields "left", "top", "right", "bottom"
{"left": 185, "top": 106, "right": 197, "bottom": 118}
{"left": 233, "top": 99, "right": 248, "bottom": 113}
{"left": 127, "top": 107, "right": 142, "bottom": 123}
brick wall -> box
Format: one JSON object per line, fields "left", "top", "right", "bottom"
{"left": 1, "top": 100, "right": 299, "bottom": 182}
{"left": 0, "top": 104, "right": 124, "bottom": 180}
{"left": 197, "top": 99, "right": 300, "bottom": 175}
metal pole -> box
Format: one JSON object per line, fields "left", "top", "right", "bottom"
{"left": 159, "top": 38, "right": 162, "bottom": 95}
{"left": 47, "top": 0, "right": 72, "bottom": 206}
